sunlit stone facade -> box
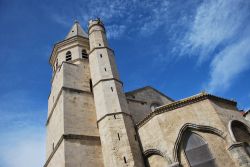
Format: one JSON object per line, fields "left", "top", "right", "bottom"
{"left": 44, "top": 19, "right": 250, "bottom": 167}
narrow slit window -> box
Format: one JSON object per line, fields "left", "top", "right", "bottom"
{"left": 123, "top": 157, "right": 127, "bottom": 163}
{"left": 66, "top": 51, "right": 72, "bottom": 61}
{"left": 111, "top": 87, "right": 113, "bottom": 92}
{"left": 100, "top": 54, "right": 102, "bottom": 58}
{"left": 104, "top": 68, "right": 107, "bottom": 71}
{"left": 89, "top": 79, "right": 93, "bottom": 92}
{"left": 134, "top": 135, "right": 137, "bottom": 141}
{"left": 99, "top": 43, "right": 101, "bottom": 46}
{"left": 117, "top": 133, "right": 120, "bottom": 140}
{"left": 82, "top": 49, "right": 88, "bottom": 58}
{"left": 114, "top": 115, "right": 116, "bottom": 119}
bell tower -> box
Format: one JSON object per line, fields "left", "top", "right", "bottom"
{"left": 88, "top": 19, "right": 144, "bottom": 167}
{"left": 44, "top": 21, "right": 104, "bottom": 167}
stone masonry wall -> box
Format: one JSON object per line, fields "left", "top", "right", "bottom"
{"left": 138, "top": 99, "right": 242, "bottom": 167}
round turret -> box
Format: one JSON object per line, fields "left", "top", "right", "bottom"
{"left": 88, "top": 18, "right": 108, "bottom": 50}
{"left": 88, "top": 18, "right": 106, "bottom": 34}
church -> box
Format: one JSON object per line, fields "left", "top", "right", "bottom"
{"left": 44, "top": 19, "right": 250, "bottom": 167}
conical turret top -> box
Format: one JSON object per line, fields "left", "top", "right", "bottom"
{"left": 65, "top": 21, "right": 88, "bottom": 39}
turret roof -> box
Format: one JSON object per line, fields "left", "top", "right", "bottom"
{"left": 65, "top": 21, "right": 88, "bottom": 39}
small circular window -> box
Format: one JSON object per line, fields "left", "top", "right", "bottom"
{"left": 150, "top": 103, "right": 160, "bottom": 112}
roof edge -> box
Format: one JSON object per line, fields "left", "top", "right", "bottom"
{"left": 136, "top": 92, "right": 237, "bottom": 128}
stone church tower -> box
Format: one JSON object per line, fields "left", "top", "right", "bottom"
{"left": 44, "top": 19, "right": 250, "bottom": 167}
{"left": 45, "top": 20, "right": 104, "bottom": 167}
{"left": 44, "top": 19, "right": 144, "bottom": 167}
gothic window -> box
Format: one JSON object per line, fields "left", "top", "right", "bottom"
{"left": 184, "top": 132, "right": 216, "bottom": 167}
{"left": 231, "top": 120, "right": 250, "bottom": 156}
{"left": 82, "top": 49, "right": 88, "bottom": 58}
{"left": 150, "top": 103, "right": 160, "bottom": 112}
{"left": 66, "top": 51, "right": 72, "bottom": 61}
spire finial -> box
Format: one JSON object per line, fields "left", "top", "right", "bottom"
{"left": 74, "top": 19, "right": 79, "bottom": 24}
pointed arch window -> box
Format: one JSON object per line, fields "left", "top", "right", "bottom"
{"left": 66, "top": 51, "right": 72, "bottom": 61}
{"left": 184, "top": 132, "right": 216, "bottom": 167}
{"left": 230, "top": 120, "right": 250, "bottom": 156}
{"left": 82, "top": 49, "right": 88, "bottom": 58}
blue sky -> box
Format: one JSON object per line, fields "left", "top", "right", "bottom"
{"left": 0, "top": 0, "right": 250, "bottom": 166}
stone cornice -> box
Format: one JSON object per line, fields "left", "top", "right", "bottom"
{"left": 96, "top": 112, "right": 132, "bottom": 127}
{"left": 88, "top": 46, "right": 114, "bottom": 55}
{"left": 92, "top": 78, "right": 123, "bottom": 88}
{"left": 136, "top": 92, "right": 237, "bottom": 128}
{"left": 46, "top": 87, "right": 92, "bottom": 126}
{"left": 43, "top": 134, "right": 100, "bottom": 167}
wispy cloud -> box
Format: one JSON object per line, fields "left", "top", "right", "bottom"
{"left": 138, "top": 1, "right": 169, "bottom": 35}
{"left": 176, "top": 0, "right": 250, "bottom": 93}
{"left": 48, "top": 0, "right": 171, "bottom": 39}
{"left": 48, "top": 0, "right": 250, "bottom": 93}
{"left": 180, "top": 0, "right": 249, "bottom": 62}
{"left": 106, "top": 25, "right": 126, "bottom": 39}
{"left": 51, "top": 13, "right": 71, "bottom": 27}
{"left": 206, "top": 36, "right": 250, "bottom": 92}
